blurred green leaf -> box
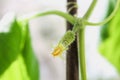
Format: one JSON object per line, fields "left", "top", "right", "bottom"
{"left": 99, "top": 0, "right": 120, "bottom": 73}
{"left": 100, "top": 0, "right": 116, "bottom": 41}
{"left": 0, "top": 13, "right": 22, "bottom": 75}
{"left": 0, "top": 54, "right": 30, "bottom": 80}
{"left": 19, "top": 21, "right": 39, "bottom": 80}
{"left": 0, "top": 13, "right": 39, "bottom": 80}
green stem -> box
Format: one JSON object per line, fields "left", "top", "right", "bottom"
{"left": 19, "top": 10, "right": 75, "bottom": 25}
{"left": 85, "top": 0, "right": 120, "bottom": 26}
{"left": 77, "top": 0, "right": 98, "bottom": 80}
{"left": 77, "top": 27, "right": 86, "bottom": 80}
{"left": 83, "top": 0, "right": 97, "bottom": 20}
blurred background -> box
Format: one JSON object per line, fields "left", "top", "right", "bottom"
{"left": 0, "top": 0, "right": 119, "bottom": 80}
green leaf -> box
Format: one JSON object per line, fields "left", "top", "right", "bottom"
{"left": 0, "top": 54, "right": 30, "bottom": 80}
{"left": 0, "top": 13, "right": 39, "bottom": 80}
{"left": 0, "top": 13, "right": 22, "bottom": 75}
{"left": 99, "top": 0, "right": 120, "bottom": 73}
{"left": 100, "top": 0, "right": 116, "bottom": 41}
{"left": 19, "top": 21, "right": 39, "bottom": 80}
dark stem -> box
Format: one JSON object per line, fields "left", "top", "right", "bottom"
{"left": 66, "top": 0, "right": 79, "bottom": 80}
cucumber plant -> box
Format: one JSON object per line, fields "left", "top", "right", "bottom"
{"left": 0, "top": 0, "right": 120, "bottom": 80}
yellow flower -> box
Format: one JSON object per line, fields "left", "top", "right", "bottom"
{"left": 52, "top": 43, "right": 66, "bottom": 57}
